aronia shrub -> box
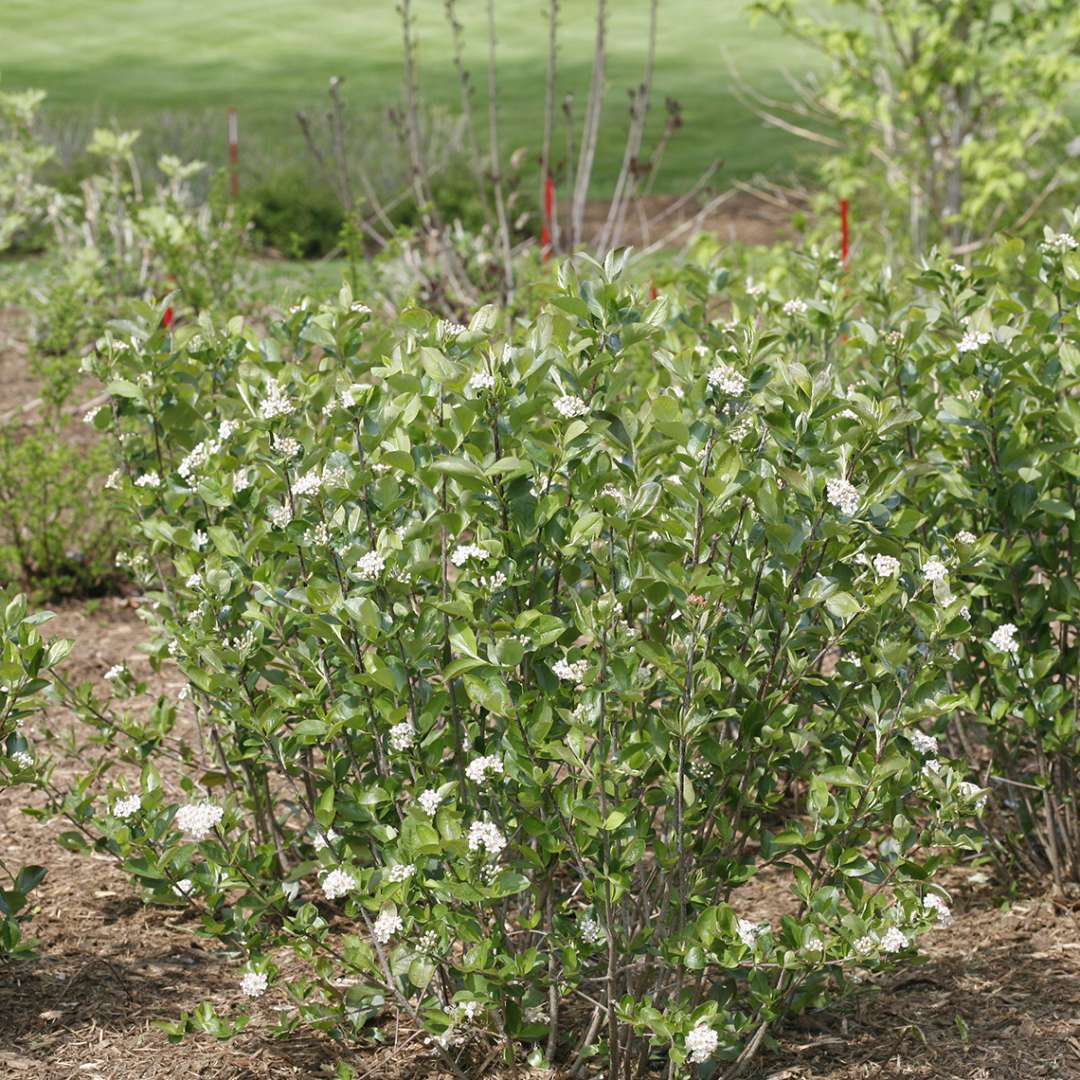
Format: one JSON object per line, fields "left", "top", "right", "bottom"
{"left": 62, "top": 258, "right": 983, "bottom": 1075}
{"left": 0, "top": 594, "right": 72, "bottom": 958}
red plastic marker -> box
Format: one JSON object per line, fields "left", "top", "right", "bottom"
{"left": 840, "top": 197, "right": 850, "bottom": 267}
{"left": 541, "top": 173, "right": 554, "bottom": 261}
{"left": 162, "top": 273, "right": 175, "bottom": 329}
{"left": 227, "top": 107, "right": 239, "bottom": 199}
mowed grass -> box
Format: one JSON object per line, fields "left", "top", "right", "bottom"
{"left": 2, "top": 0, "right": 822, "bottom": 193}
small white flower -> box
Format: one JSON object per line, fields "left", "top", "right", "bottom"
{"left": 552, "top": 657, "right": 588, "bottom": 684}
{"left": 10, "top": 750, "right": 33, "bottom": 770}
{"left": 113, "top": 794, "right": 141, "bottom": 819}
{"left": 104, "top": 664, "right": 126, "bottom": 682}
{"left": 293, "top": 469, "right": 323, "bottom": 497}
{"left": 957, "top": 530, "right": 977, "bottom": 546}
{"left": 240, "top": 971, "right": 268, "bottom": 998}
{"left": 450, "top": 543, "right": 487, "bottom": 567}
{"left": 83, "top": 406, "right": 102, "bottom": 425}
{"left": 389, "top": 721, "right": 415, "bottom": 752}
{"left": 465, "top": 754, "right": 503, "bottom": 785}
{"left": 174, "top": 801, "right": 224, "bottom": 840}
{"left": 782, "top": 298, "right": 808, "bottom": 317}
{"left": 735, "top": 918, "right": 763, "bottom": 949}
{"left": 923, "top": 893, "right": 952, "bottom": 927}
{"left": 909, "top": 731, "right": 938, "bottom": 756}
{"left": 959, "top": 780, "right": 988, "bottom": 812}
{"left": 387, "top": 863, "right": 415, "bottom": 883}
{"left": 268, "top": 504, "right": 293, "bottom": 529}
{"left": 322, "top": 868, "right": 356, "bottom": 900}
{"left": 312, "top": 828, "right": 340, "bottom": 851}
{"left": 173, "top": 878, "right": 195, "bottom": 897}
{"left": 259, "top": 378, "right": 295, "bottom": 420}
{"left": 825, "top": 477, "right": 860, "bottom": 516}
{"left": 579, "top": 914, "right": 605, "bottom": 945}
{"left": 104, "top": 469, "right": 122, "bottom": 491}
{"left": 373, "top": 909, "right": 404, "bottom": 944}
{"left": 956, "top": 330, "right": 991, "bottom": 354}
{"left": 879, "top": 927, "right": 908, "bottom": 953}
{"left": 134, "top": 471, "right": 161, "bottom": 489}
{"left": 1041, "top": 232, "right": 1078, "bottom": 253}
{"left": 853, "top": 933, "right": 878, "bottom": 954}
{"left": 233, "top": 468, "right": 253, "bottom": 493}
{"left": 706, "top": 363, "right": 746, "bottom": 396}
{"left": 923, "top": 558, "right": 948, "bottom": 583}
{"left": 418, "top": 789, "right": 443, "bottom": 816}
{"left": 922, "top": 758, "right": 943, "bottom": 777}
{"left": 873, "top": 554, "right": 900, "bottom": 578}
{"left": 192, "top": 530, "right": 208, "bottom": 551}
{"left": 990, "top": 622, "right": 1019, "bottom": 655}
{"left": 467, "top": 820, "right": 506, "bottom": 857}
{"left": 468, "top": 370, "right": 496, "bottom": 393}
{"left": 356, "top": 551, "right": 385, "bottom": 580}
{"left": 274, "top": 436, "right": 302, "bottom": 459}
{"left": 686, "top": 1024, "right": 719, "bottom": 1065}
{"left": 553, "top": 394, "right": 588, "bottom": 419}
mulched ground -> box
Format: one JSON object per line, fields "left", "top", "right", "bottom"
{"left": 3, "top": 601, "right": 1080, "bottom": 1080}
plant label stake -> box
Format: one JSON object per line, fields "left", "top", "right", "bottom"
{"left": 227, "top": 107, "right": 239, "bottom": 199}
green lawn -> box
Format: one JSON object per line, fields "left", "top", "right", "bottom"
{"left": 2, "top": 1, "right": 822, "bottom": 193}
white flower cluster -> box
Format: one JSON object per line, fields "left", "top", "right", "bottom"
{"left": 293, "top": 469, "right": 323, "bottom": 497}
{"left": 356, "top": 551, "right": 384, "bottom": 579}
{"left": 552, "top": 657, "right": 588, "bottom": 684}
{"left": 553, "top": 394, "right": 588, "bottom": 419}
{"left": 134, "top": 471, "right": 161, "bottom": 489}
{"left": 389, "top": 721, "right": 415, "bottom": 752}
{"left": 387, "top": 863, "right": 415, "bottom": 883}
{"left": 736, "top": 918, "right": 763, "bottom": 949}
{"left": 113, "top": 794, "right": 141, "bottom": 819}
{"left": 268, "top": 504, "right": 293, "bottom": 529}
{"left": 959, "top": 780, "right": 988, "bottom": 812}
{"left": 685, "top": 1024, "right": 719, "bottom": 1064}
{"left": 418, "top": 789, "right": 443, "bottom": 816}
{"left": 10, "top": 750, "right": 33, "bottom": 770}
{"left": 923, "top": 558, "right": 948, "bottom": 583}
{"left": 322, "top": 868, "right": 356, "bottom": 900}
{"left": 468, "top": 370, "right": 495, "bottom": 393}
{"left": 465, "top": 754, "right": 503, "bottom": 785}
{"left": 1041, "top": 232, "right": 1078, "bottom": 252}
{"left": 957, "top": 530, "right": 976, "bottom": 545}
{"left": 259, "top": 378, "right": 295, "bottom": 419}
{"left": 782, "top": 298, "right": 808, "bottom": 317}
{"left": 825, "top": 477, "right": 860, "bottom": 516}
{"left": 104, "top": 664, "right": 126, "bottom": 682}
{"left": 451, "top": 543, "right": 487, "bottom": 567}
{"left": 990, "top": 622, "right": 1019, "bottom": 655}
{"left": 467, "top": 820, "right": 506, "bottom": 857}
{"left": 923, "top": 893, "right": 952, "bottom": 927}
{"left": 909, "top": 730, "right": 938, "bottom": 755}
{"left": 706, "top": 363, "right": 746, "bottom": 396}
{"left": 233, "top": 468, "right": 253, "bottom": 493}
{"left": 175, "top": 801, "right": 224, "bottom": 840}
{"left": 957, "top": 329, "right": 991, "bottom": 354}
{"left": 579, "top": 914, "right": 605, "bottom": 945}
{"left": 873, "top": 554, "right": 900, "bottom": 578}
{"left": 240, "top": 971, "right": 268, "bottom": 998}
{"left": 373, "top": 909, "right": 403, "bottom": 944}
{"left": 879, "top": 926, "right": 908, "bottom": 953}
{"left": 275, "top": 436, "right": 302, "bottom": 459}
{"left": 313, "top": 827, "right": 340, "bottom": 851}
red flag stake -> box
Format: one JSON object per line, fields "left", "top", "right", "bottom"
{"left": 541, "top": 173, "right": 555, "bottom": 261}
{"left": 162, "top": 273, "right": 175, "bottom": 329}
{"left": 227, "top": 107, "right": 239, "bottom": 199}
{"left": 840, "top": 197, "right": 850, "bottom": 267}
